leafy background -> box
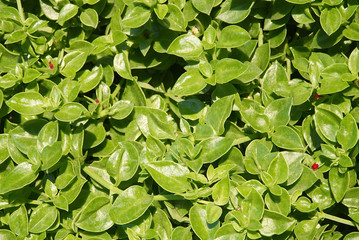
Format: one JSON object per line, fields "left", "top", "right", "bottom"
{"left": 1, "top": 0, "right": 359, "bottom": 239}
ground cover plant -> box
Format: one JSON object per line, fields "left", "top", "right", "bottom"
{"left": 1, "top": 0, "right": 359, "bottom": 239}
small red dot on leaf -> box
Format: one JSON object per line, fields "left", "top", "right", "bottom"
{"left": 314, "top": 94, "right": 322, "bottom": 100}
{"left": 312, "top": 163, "right": 319, "bottom": 171}
{"left": 95, "top": 99, "right": 99, "bottom": 103}
{"left": 49, "top": 61, "right": 54, "bottom": 69}
{"left": 237, "top": 207, "right": 242, "bottom": 211}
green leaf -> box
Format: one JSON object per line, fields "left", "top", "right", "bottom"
{"left": 239, "top": 99, "right": 271, "bottom": 133}
{"left": 0, "top": 162, "right": 38, "bottom": 194}
{"left": 343, "top": 188, "right": 359, "bottom": 208}
{"left": 196, "top": 137, "right": 234, "bottom": 164}
{"left": 83, "top": 120, "right": 106, "bottom": 149}
{"left": 0, "top": 230, "right": 16, "bottom": 240}
{"left": 109, "top": 185, "right": 153, "bottom": 224}
{"left": 267, "top": 154, "right": 289, "bottom": 184}
{"left": 343, "top": 22, "right": 359, "bottom": 41}
{"left": 0, "top": 134, "right": 10, "bottom": 164}
{"left": 192, "top": 0, "right": 215, "bottom": 14}
{"left": 320, "top": 8, "right": 341, "bottom": 36}
{"left": 41, "top": 142, "right": 62, "bottom": 170}
{"left": 106, "top": 142, "right": 139, "bottom": 183}
{"left": 294, "top": 219, "right": 317, "bottom": 240}
{"left": 60, "top": 51, "right": 87, "bottom": 78}
{"left": 57, "top": 4, "right": 79, "bottom": 26}
{"left": 29, "top": 204, "right": 58, "bottom": 233}
{"left": 37, "top": 121, "right": 58, "bottom": 151}
{"left": 172, "top": 69, "right": 207, "bottom": 96}
{"left": 114, "top": 52, "right": 132, "bottom": 80}
{"left": 272, "top": 126, "right": 304, "bottom": 150}
{"left": 212, "top": 175, "right": 230, "bottom": 205}
{"left": 259, "top": 210, "right": 296, "bottom": 237}
{"left": 160, "top": 4, "right": 186, "bottom": 31}
{"left": 217, "top": 25, "right": 251, "bottom": 48}
{"left": 337, "top": 113, "right": 358, "bottom": 151}
{"left": 122, "top": 6, "right": 151, "bottom": 28}
{"left": 145, "top": 161, "right": 191, "bottom": 193}
{"left": 349, "top": 48, "right": 359, "bottom": 75}
{"left": 79, "top": 65, "right": 103, "bottom": 93}
{"left": 6, "top": 92, "right": 45, "bottom": 115}
{"left": 167, "top": 34, "right": 203, "bottom": 58}
{"left": 189, "top": 204, "right": 220, "bottom": 240}
{"left": 206, "top": 203, "right": 222, "bottom": 224}
{"left": 215, "top": 58, "right": 247, "bottom": 84}
{"left": 172, "top": 227, "right": 192, "bottom": 240}
{"left": 205, "top": 95, "right": 234, "bottom": 135}
{"left": 9, "top": 205, "right": 28, "bottom": 237}
{"left": 216, "top": 0, "right": 254, "bottom": 24}
{"left": 264, "top": 98, "right": 292, "bottom": 129}
{"left": 265, "top": 189, "right": 291, "bottom": 216}
{"left": 54, "top": 103, "right": 86, "bottom": 122}
{"left": 80, "top": 8, "right": 98, "bottom": 28}
{"left": 329, "top": 167, "right": 349, "bottom": 202}
{"left": 314, "top": 108, "right": 341, "bottom": 142}
{"left": 76, "top": 197, "right": 113, "bottom": 232}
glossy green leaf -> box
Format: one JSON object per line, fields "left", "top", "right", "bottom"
{"left": 314, "top": 108, "right": 341, "bottom": 142}
{"left": 172, "top": 226, "right": 192, "bottom": 240}
{"left": 57, "top": 4, "right": 78, "bottom": 25}
{"left": 6, "top": 92, "right": 45, "bottom": 115}
{"left": 272, "top": 126, "right": 305, "bottom": 150}
{"left": 217, "top": 25, "right": 251, "bottom": 48}
{"left": 329, "top": 167, "right": 349, "bottom": 202}
{"left": 172, "top": 69, "right": 207, "bottom": 96}
{"left": 320, "top": 8, "right": 341, "bottom": 36}
{"left": 264, "top": 98, "right": 292, "bottom": 129}
{"left": 167, "top": 34, "right": 203, "bottom": 58}
{"left": 192, "top": 0, "right": 215, "bottom": 14}
{"left": 189, "top": 204, "right": 220, "bottom": 240}
{"left": 259, "top": 210, "right": 296, "bottom": 237}
{"left": 110, "top": 185, "right": 153, "bottom": 224}
{"left": 0, "top": 230, "right": 16, "bottom": 240}
{"left": 114, "top": 52, "right": 132, "bottom": 80}
{"left": 216, "top": 0, "right": 254, "bottom": 24}
{"left": 197, "top": 137, "right": 234, "bottom": 164}
{"left": 337, "top": 113, "right": 358, "bottom": 151}
{"left": 106, "top": 142, "right": 139, "bottom": 183}
{"left": 215, "top": 58, "right": 247, "bottom": 84}
{"left": 0, "top": 162, "right": 38, "bottom": 194}
{"left": 9, "top": 205, "right": 28, "bottom": 237}
{"left": 54, "top": 103, "right": 86, "bottom": 122}
{"left": 205, "top": 95, "right": 234, "bottom": 135}
{"left": 122, "top": 6, "right": 151, "bottom": 28}
{"left": 29, "top": 204, "right": 58, "bottom": 233}
{"left": 145, "top": 161, "right": 191, "bottom": 193}
{"left": 80, "top": 8, "right": 98, "bottom": 28}
{"left": 76, "top": 197, "right": 113, "bottom": 232}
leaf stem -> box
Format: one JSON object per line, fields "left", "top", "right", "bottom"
{"left": 319, "top": 212, "right": 356, "bottom": 227}
{"left": 153, "top": 194, "right": 185, "bottom": 201}
{"left": 82, "top": 166, "right": 122, "bottom": 195}
{"left": 16, "top": 0, "right": 25, "bottom": 23}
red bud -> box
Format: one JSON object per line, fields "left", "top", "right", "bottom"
{"left": 311, "top": 163, "right": 319, "bottom": 171}
{"left": 49, "top": 61, "right": 54, "bottom": 69}
{"left": 314, "top": 94, "right": 322, "bottom": 100}
{"left": 95, "top": 99, "right": 99, "bottom": 103}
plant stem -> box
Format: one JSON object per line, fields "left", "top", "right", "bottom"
{"left": 153, "top": 195, "right": 185, "bottom": 201}
{"left": 16, "top": 0, "right": 25, "bottom": 23}
{"left": 320, "top": 212, "right": 356, "bottom": 227}
{"left": 82, "top": 166, "right": 122, "bottom": 195}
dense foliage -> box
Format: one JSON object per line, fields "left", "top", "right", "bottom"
{"left": 1, "top": 0, "right": 359, "bottom": 239}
